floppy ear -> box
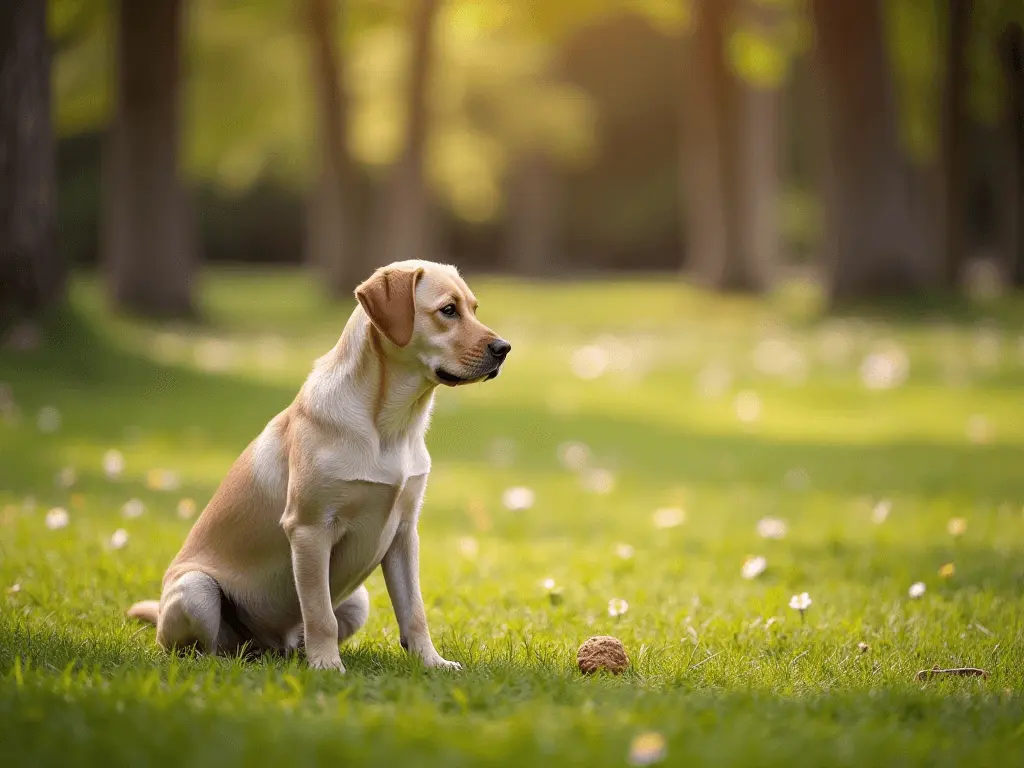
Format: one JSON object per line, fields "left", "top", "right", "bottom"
{"left": 355, "top": 267, "right": 423, "bottom": 347}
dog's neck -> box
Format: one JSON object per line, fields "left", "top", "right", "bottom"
{"left": 303, "top": 309, "right": 436, "bottom": 443}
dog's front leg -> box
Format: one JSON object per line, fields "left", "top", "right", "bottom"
{"left": 284, "top": 509, "right": 344, "bottom": 672}
{"left": 382, "top": 520, "right": 460, "bottom": 670}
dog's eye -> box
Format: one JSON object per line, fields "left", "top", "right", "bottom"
{"left": 439, "top": 304, "right": 458, "bottom": 318}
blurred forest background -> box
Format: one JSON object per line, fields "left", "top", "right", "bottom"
{"left": 2, "top": 0, "right": 1024, "bottom": 327}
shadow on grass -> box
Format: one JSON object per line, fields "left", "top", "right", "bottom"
{"left": 2, "top": 305, "right": 1022, "bottom": 508}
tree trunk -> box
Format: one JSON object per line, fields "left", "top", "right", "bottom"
{"left": 374, "top": 0, "right": 441, "bottom": 267}
{"left": 0, "top": 0, "right": 63, "bottom": 333}
{"left": 103, "top": 0, "right": 195, "bottom": 317}
{"left": 504, "top": 149, "right": 558, "bottom": 277}
{"left": 305, "top": 0, "right": 362, "bottom": 295}
{"left": 811, "top": 0, "right": 934, "bottom": 301}
{"left": 1001, "top": 22, "right": 1024, "bottom": 287}
{"left": 735, "top": 1, "right": 783, "bottom": 289}
{"left": 938, "top": 0, "right": 974, "bottom": 287}
{"left": 681, "top": 0, "right": 774, "bottom": 291}
{"left": 681, "top": 0, "right": 743, "bottom": 289}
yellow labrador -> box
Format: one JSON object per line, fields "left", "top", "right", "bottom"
{"left": 128, "top": 260, "right": 510, "bottom": 672}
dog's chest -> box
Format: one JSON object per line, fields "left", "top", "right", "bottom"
{"left": 327, "top": 474, "right": 427, "bottom": 598}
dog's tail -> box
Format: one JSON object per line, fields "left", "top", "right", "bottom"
{"left": 127, "top": 600, "right": 159, "bottom": 625}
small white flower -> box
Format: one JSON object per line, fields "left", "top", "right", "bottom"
{"left": 734, "top": 391, "right": 762, "bottom": 424}
{"left": 541, "top": 577, "right": 564, "bottom": 605}
{"left": 947, "top": 517, "right": 967, "bottom": 536}
{"left": 110, "top": 528, "right": 129, "bottom": 549}
{"left": 457, "top": 536, "right": 479, "bottom": 559}
{"left": 7, "top": 582, "right": 21, "bottom": 595}
{"left": 741, "top": 555, "right": 767, "bottom": 580}
{"left": 556, "top": 441, "right": 591, "bottom": 471}
{"left": 614, "top": 542, "right": 635, "bottom": 560}
{"left": 570, "top": 345, "right": 609, "bottom": 380}
{"left": 871, "top": 499, "right": 892, "bottom": 524}
{"left": 122, "top": 498, "right": 145, "bottom": 519}
{"left": 608, "top": 598, "right": 629, "bottom": 617}
{"left": 788, "top": 592, "right": 812, "bottom": 612}
{"left": 581, "top": 468, "right": 615, "bottom": 495}
{"left": 628, "top": 732, "right": 667, "bottom": 766}
{"left": 45, "top": 507, "right": 69, "bottom": 530}
{"left": 757, "top": 516, "right": 787, "bottom": 540}
{"left": 652, "top": 507, "right": 685, "bottom": 529}
{"left": 102, "top": 449, "right": 125, "bottom": 479}
{"left": 860, "top": 344, "right": 910, "bottom": 390}
{"left": 908, "top": 582, "right": 926, "bottom": 599}
{"left": 37, "top": 406, "right": 61, "bottom": 433}
{"left": 502, "top": 486, "right": 535, "bottom": 511}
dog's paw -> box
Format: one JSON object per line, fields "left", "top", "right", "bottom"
{"left": 307, "top": 652, "right": 345, "bottom": 672}
{"left": 423, "top": 656, "right": 462, "bottom": 671}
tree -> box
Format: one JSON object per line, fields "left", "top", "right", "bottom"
{"left": 305, "top": 0, "right": 362, "bottom": 295}
{"left": 680, "top": 0, "right": 782, "bottom": 291}
{"left": 504, "top": 148, "right": 559, "bottom": 277}
{"left": 1000, "top": 21, "right": 1023, "bottom": 286}
{"left": 103, "top": 0, "right": 196, "bottom": 317}
{"left": 0, "top": 0, "right": 63, "bottom": 333}
{"left": 373, "top": 0, "right": 442, "bottom": 266}
{"left": 939, "top": 0, "right": 975, "bottom": 287}
{"left": 811, "top": 0, "right": 936, "bottom": 301}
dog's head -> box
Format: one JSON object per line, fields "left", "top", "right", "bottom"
{"left": 355, "top": 260, "right": 511, "bottom": 387}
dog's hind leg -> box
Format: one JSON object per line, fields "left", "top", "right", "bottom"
{"left": 156, "top": 570, "right": 224, "bottom": 655}
{"left": 335, "top": 584, "right": 370, "bottom": 642}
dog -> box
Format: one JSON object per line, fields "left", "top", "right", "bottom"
{"left": 128, "top": 260, "right": 510, "bottom": 672}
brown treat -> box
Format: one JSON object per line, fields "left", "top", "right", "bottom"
{"left": 577, "top": 635, "right": 629, "bottom": 675}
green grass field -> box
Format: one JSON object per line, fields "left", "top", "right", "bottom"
{"left": 2, "top": 271, "right": 1023, "bottom": 767}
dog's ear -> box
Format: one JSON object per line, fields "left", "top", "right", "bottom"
{"left": 355, "top": 267, "right": 423, "bottom": 347}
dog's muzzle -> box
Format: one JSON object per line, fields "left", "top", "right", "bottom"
{"left": 436, "top": 337, "right": 511, "bottom": 386}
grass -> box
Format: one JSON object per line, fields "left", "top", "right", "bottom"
{"left": 1, "top": 270, "right": 1023, "bottom": 767}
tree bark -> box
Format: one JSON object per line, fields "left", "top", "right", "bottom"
{"left": 504, "top": 149, "right": 558, "bottom": 277}
{"left": 374, "top": 0, "right": 440, "bottom": 267}
{"left": 1000, "top": 22, "right": 1024, "bottom": 286}
{"left": 681, "top": 0, "right": 744, "bottom": 289}
{"left": 681, "top": 0, "right": 777, "bottom": 292}
{"left": 305, "top": 0, "right": 362, "bottom": 295}
{"left": 938, "top": 0, "right": 974, "bottom": 287}
{"left": 811, "top": 0, "right": 935, "bottom": 301}
{"left": 103, "top": 0, "right": 195, "bottom": 317}
{"left": 735, "top": 1, "right": 783, "bottom": 290}
{"left": 0, "top": 0, "right": 63, "bottom": 333}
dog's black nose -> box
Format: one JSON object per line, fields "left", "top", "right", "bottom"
{"left": 488, "top": 339, "right": 511, "bottom": 359}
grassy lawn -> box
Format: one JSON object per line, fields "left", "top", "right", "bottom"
{"left": 2, "top": 270, "right": 1023, "bottom": 767}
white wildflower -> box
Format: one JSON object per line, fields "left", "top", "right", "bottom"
{"left": 757, "top": 516, "right": 787, "bottom": 540}
{"left": 741, "top": 556, "right": 767, "bottom": 580}
{"left": 45, "top": 507, "right": 69, "bottom": 530}
{"left": 608, "top": 598, "right": 629, "bottom": 617}
{"left": 652, "top": 507, "right": 685, "bottom": 529}
{"left": 502, "top": 486, "right": 535, "bottom": 511}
